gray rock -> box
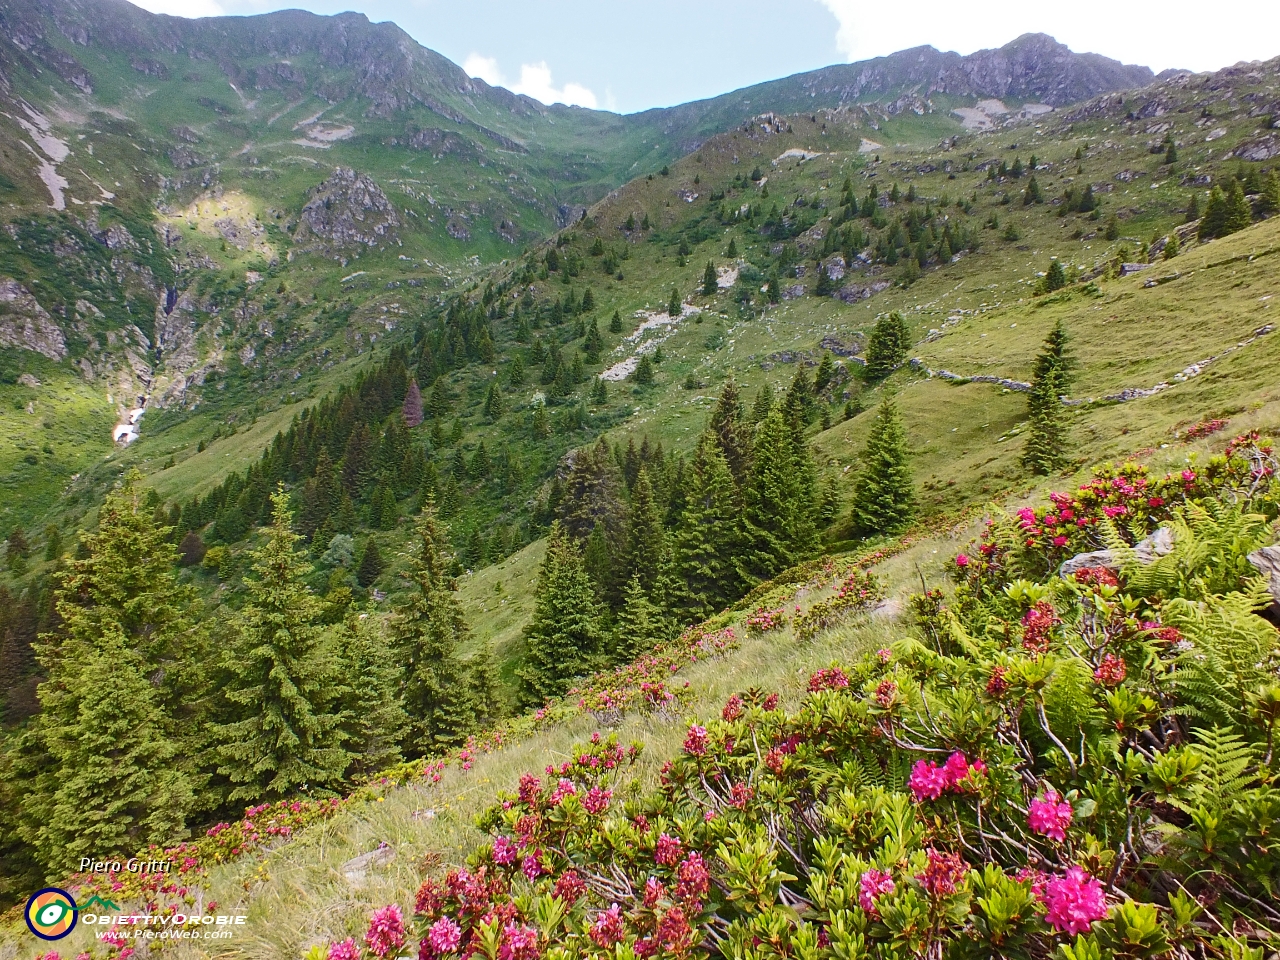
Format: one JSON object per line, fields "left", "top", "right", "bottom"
{"left": 342, "top": 844, "right": 395, "bottom": 886}
{"left": 1247, "top": 545, "right": 1280, "bottom": 608}
{"left": 1059, "top": 527, "right": 1175, "bottom": 577}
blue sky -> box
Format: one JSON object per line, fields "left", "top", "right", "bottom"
{"left": 130, "top": 0, "right": 1280, "bottom": 114}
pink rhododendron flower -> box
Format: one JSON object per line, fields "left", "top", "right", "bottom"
{"left": 655, "top": 833, "right": 683, "bottom": 866}
{"left": 426, "top": 918, "right": 462, "bottom": 956}
{"left": 492, "top": 836, "right": 517, "bottom": 865}
{"left": 955, "top": 553, "right": 970, "bottom": 568}
{"left": 1042, "top": 867, "right": 1108, "bottom": 935}
{"left": 365, "top": 905, "right": 406, "bottom": 958}
{"left": 676, "top": 853, "right": 710, "bottom": 900}
{"left": 683, "top": 725, "right": 709, "bottom": 756}
{"left": 583, "top": 786, "right": 612, "bottom": 815}
{"left": 858, "top": 869, "right": 895, "bottom": 917}
{"left": 522, "top": 854, "right": 543, "bottom": 881}
{"left": 555, "top": 870, "right": 587, "bottom": 903}
{"left": 908, "top": 759, "right": 948, "bottom": 801}
{"left": 1028, "top": 789, "right": 1073, "bottom": 842}
{"left": 499, "top": 922, "right": 539, "bottom": 960}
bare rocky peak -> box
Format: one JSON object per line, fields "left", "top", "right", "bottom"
{"left": 296, "top": 167, "right": 400, "bottom": 251}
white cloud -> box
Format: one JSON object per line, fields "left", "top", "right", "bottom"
{"left": 128, "top": 0, "right": 225, "bottom": 17}
{"left": 814, "top": 0, "right": 860, "bottom": 60}
{"left": 463, "top": 54, "right": 598, "bottom": 109}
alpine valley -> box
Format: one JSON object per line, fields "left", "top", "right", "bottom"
{"left": 1, "top": 2, "right": 1279, "bottom": 958}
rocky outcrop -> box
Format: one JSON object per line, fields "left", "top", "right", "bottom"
{"left": 1059, "top": 527, "right": 1175, "bottom": 577}
{"left": 0, "top": 278, "right": 67, "bottom": 359}
{"left": 296, "top": 167, "right": 400, "bottom": 250}
{"left": 1231, "top": 135, "right": 1280, "bottom": 162}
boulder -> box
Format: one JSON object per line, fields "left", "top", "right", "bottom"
{"left": 341, "top": 844, "right": 395, "bottom": 886}
{"left": 1247, "top": 545, "right": 1280, "bottom": 610}
{"left": 1059, "top": 527, "right": 1174, "bottom": 577}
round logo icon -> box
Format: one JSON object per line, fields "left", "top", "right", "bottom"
{"left": 25, "top": 887, "right": 78, "bottom": 941}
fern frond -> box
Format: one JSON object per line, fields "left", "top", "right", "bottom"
{"left": 1189, "top": 727, "right": 1257, "bottom": 805}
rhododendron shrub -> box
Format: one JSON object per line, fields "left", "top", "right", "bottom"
{"left": 322, "top": 442, "right": 1278, "bottom": 960}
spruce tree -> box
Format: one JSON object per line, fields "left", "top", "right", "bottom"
{"left": 483, "top": 381, "right": 505, "bottom": 421}
{"left": 508, "top": 353, "right": 525, "bottom": 387}
{"left": 752, "top": 383, "right": 775, "bottom": 423}
{"left": 623, "top": 467, "right": 665, "bottom": 593}
{"left": 613, "top": 575, "right": 659, "bottom": 663}
{"left": 702, "top": 261, "right": 718, "bottom": 296}
{"left": 1021, "top": 320, "right": 1075, "bottom": 476}
{"left": 1259, "top": 170, "right": 1280, "bottom": 216}
{"left": 337, "top": 613, "right": 408, "bottom": 777}
{"left": 726, "top": 238, "right": 738, "bottom": 257}
{"left": 864, "top": 311, "right": 909, "bottom": 382}
{"left": 518, "top": 524, "right": 603, "bottom": 706}
{"left": 402, "top": 380, "right": 424, "bottom": 427}
{"left": 1199, "top": 185, "right": 1230, "bottom": 240}
{"left": 851, "top": 398, "right": 914, "bottom": 536}
{"left": 357, "top": 537, "right": 384, "bottom": 586}
{"left": 633, "top": 354, "right": 655, "bottom": 385}
{"left": 707, "top": 378, "right": 753, "bottom": 487}
{"left": 214, "top": 487, "right": 348, "bottom": 801}
{"left": 667, "top": 287, "right": 681, "bottom": 317}
{"left": 1224, "top": 178, "right": 1252, "bottom": 234}
{"left": 671, "top": 436, "right": 748, "bottom": 621}
{"left": 1038, "top": 259, "right": 1068, "bottom": 294}
{"left": 23, "top": 624, "right": 199, "bottom": 868}
{"left": 740, "top": 405, "right": 816, "bottom": 581}
{"left": 610, "top": 309, "right": 624, "bottom": 333}
{"left": 391, "top": 505, "right": 477, "bottom": 753}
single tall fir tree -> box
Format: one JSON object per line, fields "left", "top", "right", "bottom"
{"left": 391, "top": 503, "right": 479, "bottom": 753}
{"left": 851, "top": 398, "right": 915, "bottom": 536}
{"left": 214, "top": 487, "right": 349, "bottom": 801}
{"left": 740, "top": 405, "right": 817, "bottom": 581}
{"left": 671, "top": 435, "right": 748, "bottom": 621}
{"left": 1021, "top": 320, "right": 1075, "bottom": 476}
{"left": 518, "top": 523, "right": 603, "bottom": 706}
{"left": 864, "top": 311, "right": 909, "bottom": 382}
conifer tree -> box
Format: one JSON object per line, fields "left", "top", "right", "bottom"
{"left": 1021, "top": 320, "right": 1075, "bottom": 476}
{"left": 402, "top": 380, "right": 424, "bottom": 427}
{"left": 623, "top": 467, "right": 665, "bottom": 594}
{"left": 1260, "top": 170, "right": 1280, "bottom": 216}
{"left": 508, "top": 353, "right": 525, "bottom": 387}
{"left": 609, "top": 309, "right": 624, "bottom": 333}
{"left": 613, "top": 575, "right": 659, "bottom": 663}
{"left": 726, "top": 238, "right": 738, "bottom": 257}
{"left": 864, "top": 311, "right": 909, "bottom": 382}
{"left": 337, "top": 613, "right": 408, "bottom": 777}
{"left": 391, "top": 505, "right": 477, "bottom": 753}
{"left": 357, "top": 537, "right": 384, "bottom": 586}
{"left": 483, "top": 381, "right": 505, "bottom": 421}
{"left": 813, "top": 351, "right": 836, "bottom": 395}
{"left": 667, "top": 287, "right": 681, "bottom": 316}
{"left": 702, "top": 261, "right": 718, "bottom": 296}
{"left": 851, "top": 398, "right": 914, "bottom": 536}
{"left": 1105, "top": 214, "right": 1120, "bottom": 241}
{"left": 1038, "top": 259, "right": 1068, "bottom": 294}
{"left": 671, "top": 436, "right": 748, "bottom": 621}
{"left": 1185, "top": 193, "right": 1201, "bottom": 223}
{"left": 740, "top": 405, "right": 816, "bottom": 580}
{"left": 1199, "top": 185, "right": 1231, "bottom": 240}
{"left": 752, "top": 382, "right": 775, "bottom": 423}
{"left": 518, "top": 524, "right": 602, "bottom": 706}
{"left": 23, "top": 624, "right": 199, "bottom": 868}
{"left": 214, "top": 488, "right": 348, "bottom": 801}
{"left": 1224, "top": 178, "right": 1252, "bottom": 234}
{"left": 707, "top": 378, "right": 753, "bottom": 487}
{"left": 632, "top": 354, "right": 655, "bottom": 385}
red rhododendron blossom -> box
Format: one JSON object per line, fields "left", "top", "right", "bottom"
{"left": 1021, "top": 601, "right": 1059, "bottom": 654}
{"left": 858, "top": 869, "right": 895, "bottom": 917}
{"left": 522, "top": 855, "right": 543, "bottom": 881}
{"left": 657, "top": 906, "right": 694, "bottom": 952}
{"left": 955, "top": 553, "right": 970, "bottom": 568}
{"left": 365, "top": 905, "right": 407, "bottom": 958}
{"left": 643, "top": 877, "right": 666, "bottom": 908}
{"left": 918, "top": 848, "right": 968, "bottom": 897}
{"left": 1042, "top": 867, "right": 1108, "bottom": 935}
{"left": 1016, "top": 867, "right": 1049, "bottom": 901}
{"left": 808, "top": 667, "right": 850, "bottom": 692}
{"left": 762, "top": 693, "right": 780, "bottom": 711}
{"left": 874, "top": 679, "right": 897, "bottom": 707}
{"left": 426, "top": 919, "right": 462, "bottom": 957}
{"left": 986, "top": 666, "right": 1010, "bottom": 697}
{"left": 554, "top": 870, "right": 587, "bottom": 904}
{"left": 1028, "top": 789, "right": 1073, "bottom": 842}
{"left": 548, "top": 778, "right": 577, "bottom": 805}
{"left": 676, "top": 853, "right": 710, "bottom": 900}
{"left": 1093, "top": 653, "right": 1127, "bottom": 686}
{"left": 590, "top": 905, "right": 626, "bottom": 948}
{"left": 1073, "top": 566, "right": 1119, "bottom": 588}
{"left": 683, "top": 725, "right": 709, "bottom": 757}
{"left": 655, "top": 833, "right": 683, "bottom": 866}
{"left": 908, "top": 759, "right": 949, "bottom": 801}
{"left": 721, "top": 695, "right": 743, "bottom": 721}
{"left": 499, "top": 923, "right": 539, "bottom": 960}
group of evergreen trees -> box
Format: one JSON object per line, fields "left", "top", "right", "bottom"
{"left": 518, "top": 378, "right": 821, "bottom": 704}
{"left": 0, "top": 477, "right": 496, "bottom": 885}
